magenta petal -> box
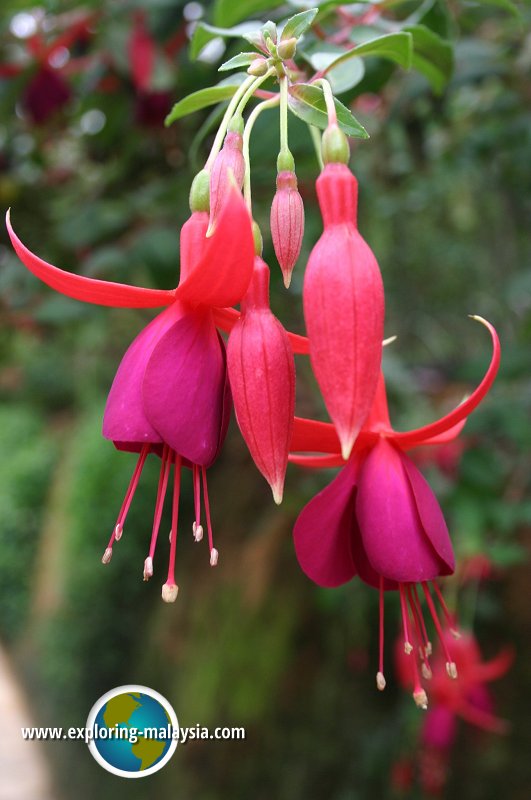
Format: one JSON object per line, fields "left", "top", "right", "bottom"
{"left": 102, "top": 304, "right": 185, "bottom": 446}
{"left": 401, "top": 454, "right": 455, "bottom": 575}
{"left": 356, "top": 439, "right": 447, "bottom": 583}
{"left": 293, "top": 461, "right": 358, "bottom": 587}
{"left": 142, "top": 310, "right": 226, "bottom": 466}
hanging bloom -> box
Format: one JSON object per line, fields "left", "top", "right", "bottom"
{"left": 6, "top": 183, "right": 255, "bottom": 599}
{"left": 395, "top": 630, "right": 512, "bottom": 795}
{"left": 270, "top": 170, "right": 304, "bottom": 288}
{"left": 290, "top": 317, "right": 500, "bottom": 702}
{"left": 227, "top": 255, "right": 295, "bottom": 504}
{"left": 303, "top": 162, "right": 385, "bottom": 460}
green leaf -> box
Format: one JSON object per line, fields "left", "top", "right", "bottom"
{"left": 219, "top": 52, "right": 261, "bottom": 71}
{"left": 280, "top": 8, "right": 318, "bottom": 41}
{"left": 344, "top": 32, "right": 413, "bottom": 70}
{"left": 476, "top": 0, "right": 520, "bottom": 17}
{"left": 190, "top": 22, "right": 260, "bottom": 60}
{"left": 165, "top": 82, "right": 242, "bottom": 127}
{"left": 288, "top": 84, "right": 368, "bottom": 138}
{"left": 404, "top": 25, "right": 454, "bottom": 94}
{"left": 213, "top": 0, "right": 284, "bottom": 27}
{"left": 302, "top": 44, "right": 365, "bottom": 94}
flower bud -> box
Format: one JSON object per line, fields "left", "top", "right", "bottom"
{"left": 303, "top": 163, "right": 384, "bottom": 460}
{"left": 247, "top": 57, "right": 269, "bottom": 77}
{"left": 209, "top": 129, "right": 245, "bottom": 229}
{"left": 277, "top": 37, "right": 297, "bottom": 60}
{"left": 227, "top": 257, "right": 295, "bottom": 504}
{"left": 270, "top": 170, "right": 304, "bottom": 288}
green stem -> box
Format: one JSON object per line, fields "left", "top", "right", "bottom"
{"left": 308, "top": 124, "right": 324, "bottom": 170}
{"left": 279, "top": 75, "right": 289, "bottom": 155}
{"left": 234, "top": 67, "right": 276, "bottom": 119}
{"left": 242, "top": 95, "right": 281, "bottom": 213}
{"left": 205, "top": 75, "right": 256, "bottom": 170}
{"left": 314, "top": 77, "right": 337, "bottom": 126}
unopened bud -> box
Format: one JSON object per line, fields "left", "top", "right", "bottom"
{"left": 162, "top": 583, "right": 179, "bottom": 603}
{"left": 277, "top": 37, "right": 297, "bottom": 61}
{"left": 413, "top": 689, "right": 429, "bottom": 710}
{"left": 209, "top": 131, "right": 245, "bottom": 228}
{"left": 247, "top": 58, "right": 269, "bottom": 77}
{"left": 376, "top": 672, "right": 386, "bottom": 691}
{"left": 270, "top": 170, "right": 304, "bottom": 287}
{"left": 102, "top": 547, "right": 113, "bottom": 565}
{"left": 114, "top": 523, "right": 123, "bottom": 541}
{"left": 322, "top": 124, "right": 350, "bottom": 165}
{"left": 210, "top": 548, "right": 219, "bottom": 566}
{"left": 143, "top": 556, "right": 153, "bottom": 581}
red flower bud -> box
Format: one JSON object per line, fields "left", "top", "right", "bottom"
{"left": 227, "top": 256, "right": 295, "bottom": 503}
{"left": 209, "top": 130, "right": 245, "bottom": 228}
{"left": 303, "top": 163, "right": 384, "bottom": 459}
{"left": 270, "top": 170, "right": 305, "bottom": 288}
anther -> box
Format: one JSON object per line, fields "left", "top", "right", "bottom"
{"left": 404, "top": 641, "right": 413, "bottom": 655}
{"left": 101, "top": 547, "right": 112, "bottom": 565}
{"left": 114, "top": 523, "right": 123, "bottom": 541}
{"left": 425, "top": 642, "right": 433, "bottom": 657}
{"left": 446, "top": 661, "right": 458, "bottom": 680}
{"left": 210, "top": 548, "right": 219, "bottom": 566}
{"left": 376, "top": 672, "right": 386, "bottom": 691}
{"left": 193, "top": 523, "right": 204, "bottom": 542}
{"left": 161, "top": 583, "right": 179, "bottom": 603}
{"left": 413, "top": 689, "right": 428, "bottom": 710}
{"left": 421, "top": 663, "right": 432, "bottom": 681}
{"left": 143, "top": 556, "right": 153, "bottom": 581}
{"left": 450, "top": 628, "right": 461, "bottom": 639}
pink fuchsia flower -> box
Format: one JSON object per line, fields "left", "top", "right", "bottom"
{"left": 227, "top": 255, "right": 295, "bottom": 504}
{"left": 270, "top": 170, "right": 304, "bottom": 288}
{"left": 303, "top": 162, "right": 385, "bottom": 460}
{"left": 6, "top": 185, "right": 255, "bottom": 600}
{"left": 290, "top": 317, "right": 500, "bottom": 701}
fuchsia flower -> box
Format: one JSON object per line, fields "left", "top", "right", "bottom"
{"left": 395, "top": 631, "right": 512, "bottom": 795}
{"left": 6, "top": 185, "right": 255, "bottom": 600}
{"left": 303, "top": 162, "right": 385, "bottom": 460}
{"left": 270, "top": 170, "right": 305, "bottom": 287}
{"left": 290, "top": 317, "right": 500, "bottom": 701}
{"left": 227, "top": 255, "right": 295, "bottom": 503}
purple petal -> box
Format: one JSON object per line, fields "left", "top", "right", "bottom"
{"left": 401, "top": 453, "right": 455, "bottom": 575}
{"left": 142, "top": 309, "right": 226, "bottom": 466}
{"left": 356, "top": 439, "right": 447, "bottom": 583}
{"left": 102, "top": 303, "right": 185, "bottom": 447}
{"left": 293, "top": 460, "right": 358, "bottom": 587}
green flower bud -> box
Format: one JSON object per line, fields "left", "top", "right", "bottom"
{"left": 189, "top": 169, "right": 210, "bottom": 213}
{"left": 322, "top": 124, "right": 350, "bottom": 165}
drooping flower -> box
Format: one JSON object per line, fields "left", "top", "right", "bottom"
{"left": 6, "top": 183, "right": 255, "bottom": 599}
{"left": 227, "top": 255, "right": 295, "bottom": 504}
{"left": 270, "top": 169, "right": 304, "bottom": 288}
{"left": 290, "top": 317, "right": 500, "bottom": 701}
{"left": 395, "top": 630, "right": 512, "bottom": 795}
{"left": 303, "top": 162, "right": 385, "bottom": 460}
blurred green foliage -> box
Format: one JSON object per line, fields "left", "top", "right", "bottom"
{"left": 0, "top": 1, "right": 530, "bottom": 799}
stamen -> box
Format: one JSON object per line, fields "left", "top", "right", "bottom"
{"left": 378, "top": 575, "right": 385, "bottom": 688}
{"left": 406, "top": 586, "right": 432, "bottom": 680}
{"left": 201, "top": 466, "right": 218, "bottom": 565}
{"left": 101, "top": 547, "right": 112, "bottom": 565}
{"left": 162, "top": 583, "right": 179, "bottom": 603}
{"left": 399, "top": 584, "right": 413, "bottom": 654}
{"left": 193, "top": 464, "right": 202, "bottom": 537}
{"left": 413, "top": 688, "right": 428, "bottom": 710}
{"left": 164, "top": 456, "right": 181, "bottom": 594}
{"left": 104, "top": 445, "right": 149, "bottom": 556}
{"left": 422, "top": 582, "right": 458, "bottom": 680}
{"left": 145, "top": 446, "right": 172, "bottom": 575}
{"left": 412, "top": 584, "right": 432, "bottom": 656}
{"left": 432, "top": 581, "right": 460, "bottom": 637}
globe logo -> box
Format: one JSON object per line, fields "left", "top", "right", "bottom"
{"left": 86, "top": 685, "right": 178, "bottom": 777}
